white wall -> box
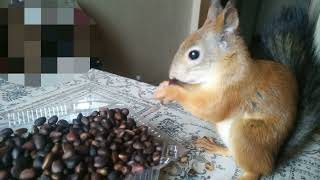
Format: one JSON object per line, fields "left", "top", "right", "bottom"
{"left": 78, "top": 0, "right": 200, "bottom": 84}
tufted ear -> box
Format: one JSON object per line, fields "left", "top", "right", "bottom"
{"left": 222, "top": 1, "right": 239, "bottom": 33}
{"left": 206, "top": 0, "right": 223, "bottom": 23}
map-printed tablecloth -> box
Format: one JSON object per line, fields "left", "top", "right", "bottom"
{"left": 0, "top": 69, "right": 319, "bottom": 180}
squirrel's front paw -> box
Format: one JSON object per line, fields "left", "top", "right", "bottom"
{"left": 154, "top": 81, "right": 179, "bottom": 104}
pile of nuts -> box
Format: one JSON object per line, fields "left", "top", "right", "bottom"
{"left": 0, "top": 108, "right": 163, "bottom": 180}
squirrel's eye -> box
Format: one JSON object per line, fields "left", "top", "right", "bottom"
{"left": 188, "top": 50, "right": 200, "bottom": 60}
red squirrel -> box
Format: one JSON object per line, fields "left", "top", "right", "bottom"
{"left": 155, "top": 1, "right": 320, "bottom": 180}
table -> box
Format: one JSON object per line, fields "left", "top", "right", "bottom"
{"left": 0, "top": 69, "right": 319, "bottom": 180}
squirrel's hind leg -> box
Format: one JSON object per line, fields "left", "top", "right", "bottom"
{"left": 231, "top": 118, "right": 279, "bottom": 180}
{"left": 194, "top": 136, "right": 230, "bottom": 156}
{"left": 238, "top": 172, "right": 260, "bottom": 180}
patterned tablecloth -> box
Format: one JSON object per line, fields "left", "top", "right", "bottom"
{"left": 0, "top": 69, "right": 319, "bottom": 180}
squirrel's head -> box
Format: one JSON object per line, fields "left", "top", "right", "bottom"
{"left": 169, "top": 0, "right": 245, "bottom": 85}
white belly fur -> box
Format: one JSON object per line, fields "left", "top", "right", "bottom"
{"left": 216, "top": 118, "right": 234, "bottom": 147}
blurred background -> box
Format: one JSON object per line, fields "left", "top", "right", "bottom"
{"left": 0, "top": 0, "right": 311, "bottom": 85}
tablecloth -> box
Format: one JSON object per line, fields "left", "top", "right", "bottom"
{"left": 0, "top": 69, "right": 319, "bottom": 180}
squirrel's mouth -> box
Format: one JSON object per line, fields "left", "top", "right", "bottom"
{"left": 169, "top": 78, "right": 185, "bottom": 86}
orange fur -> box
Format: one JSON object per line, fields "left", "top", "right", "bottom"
{"left": 155, "top": 2, "right": 298, "bottom": 180}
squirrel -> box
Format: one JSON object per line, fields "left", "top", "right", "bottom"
{"left": 154, "top": 0, "right": 320, "bottom": 180}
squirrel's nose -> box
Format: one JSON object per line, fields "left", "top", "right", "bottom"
{"left": 169, "top": 68, "right": 178, "bottom": 79}
{"left": 169, "top": 72, "right": 174, "bottom": 80}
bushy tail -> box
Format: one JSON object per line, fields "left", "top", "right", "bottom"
{"left": 310, "top": 0, "right": 320, "bottom": 59}
{"left": 259, "top": 6, "right": 320, "bottom": 160}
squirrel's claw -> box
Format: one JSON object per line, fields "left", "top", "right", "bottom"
{"left": 194, "top": 137, "right": 230, "bottom": 156}
{"left": 154, "top": 81, "right": 176, "bottom": 103}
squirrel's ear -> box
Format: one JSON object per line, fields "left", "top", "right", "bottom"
{"left": 206, "top": 0, "right": 223, "bottom": 23}
{"left": 222, "top": 1, "right": 239, "bottom": 33}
